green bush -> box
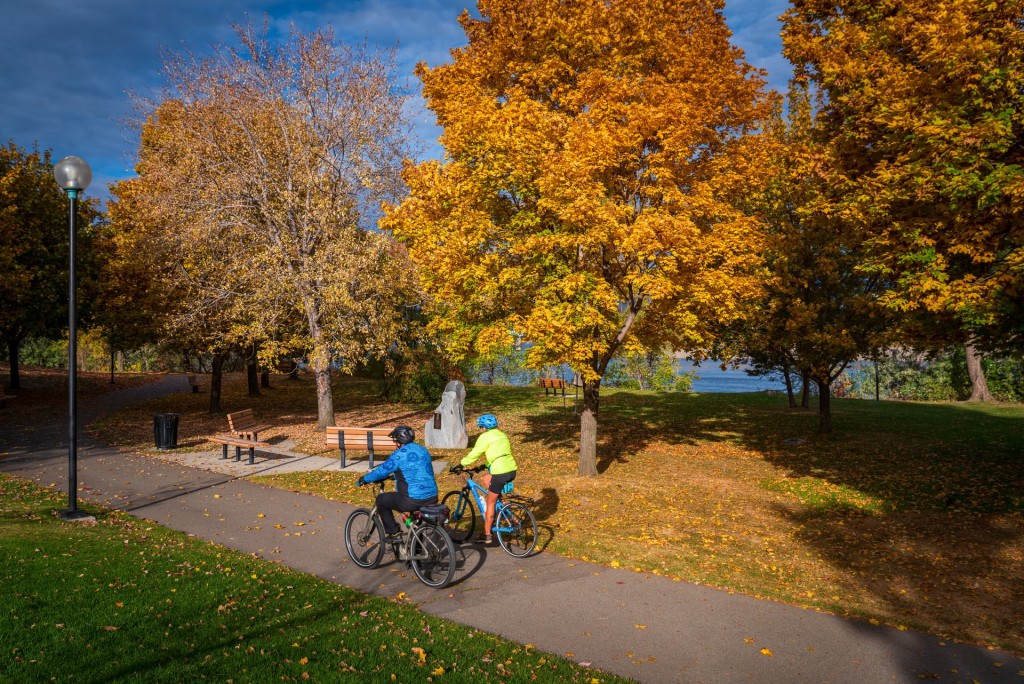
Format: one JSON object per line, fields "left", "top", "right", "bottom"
{"left": 848, "top": 348, "right": 1023, "bottom": 402}
{"left": 15, "top": 336, "right": 66, "bottom": 368}
{"left": 604, "top": 350, "right": 695, "bottom": 392}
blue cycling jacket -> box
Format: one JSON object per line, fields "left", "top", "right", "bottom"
{"left": 363, "top": 442, "right": 438, "bottom": 501}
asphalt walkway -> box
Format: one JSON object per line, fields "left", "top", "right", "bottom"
{"left": 1, "top": 374, "right": 1021, "bottom": 684}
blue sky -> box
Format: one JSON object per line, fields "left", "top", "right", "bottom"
{"left": 1, "top": 0, "right": 791, "bottom": 203}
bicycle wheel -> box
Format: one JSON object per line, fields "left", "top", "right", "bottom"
{"left": 442, "top": 489, "right": 475, "bottom": 543}
{"left": 494, "top": 500, "right": 537, "bottom": 558}
{"left": 344, "top": 508, "right": 386, "bottom": 569}
{"left": 409, "top": 524, "right": 456, "bottom": 588}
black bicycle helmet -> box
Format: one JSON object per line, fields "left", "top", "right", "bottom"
{"left": 388, "top": 425, "right": 415, "bottom": 445}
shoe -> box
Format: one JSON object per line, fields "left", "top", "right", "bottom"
{"left": 384, "top": 532, "right": 403, "bottom": 544}
{"left": 474, "top": 533, "right": 493, "bottom": 545}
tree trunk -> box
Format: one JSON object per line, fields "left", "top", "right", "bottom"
{"left": 873, "top": 357, "right": 880, "bottom": 401}
{"left": 261, "top": 367, "right": 271, "bottom": 388}
{"left": 578, "top": 380, "right": 600, "bottom": 476}
{"left": 209, "top": 351, "right": 225, "bottom": 414}
{"left": 303, "top": 294, "right": 336, "bottom": 428}
{"left": 782, "top": 362, "right": 796, "bottom": 408}
{"left": 6, "top": 335, "right": 21, "bottom": 391}
{"left": 800, "top": 371, "right": 810, "bottom": 408}
{"left": 965, "top": 343, "right": 995, "bottom": 402}
{"left": 815, "top": 376, "right": 832, "bottom": 433}
{"left": 246, "top": 351, "right": 260, "bottom": 397}
{"left": 109, "top": 345, "right": 115, "bottom": 384}
{"left": 314, "top": 361, "right": 335, "bottom": 430}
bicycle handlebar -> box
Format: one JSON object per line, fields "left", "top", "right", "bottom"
{"left": 449, "top": 464, "right": 486, "bottom": 475}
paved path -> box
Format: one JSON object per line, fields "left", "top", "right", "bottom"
{"left": 1, "top": 375, "right": 1021, "bottom": 684}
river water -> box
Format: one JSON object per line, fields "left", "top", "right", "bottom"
{"left": 678, "top": 360, "right": 788, "bottom": 394}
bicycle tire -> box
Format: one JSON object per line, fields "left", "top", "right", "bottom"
{"left": 344, "top": 508, "right": 386, "bottom": 569}
{"left": 409, "top": 524, "right": 456, "bottom": 588}
{"left": 495, "top": 500, "right": 537, "bottom": 558}
{"left": 442, "top": 489, "right": 475, "bottom": 543}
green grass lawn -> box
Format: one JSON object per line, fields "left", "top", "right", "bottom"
{"left": 0, "top": 475, "right": 627, "bottom": 683}
{"left": 85, "top": 372, "right": 1024, "bottom": 655}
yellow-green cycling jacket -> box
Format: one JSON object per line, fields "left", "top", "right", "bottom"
{"left": 460, "top": 428, "right": 517, "bottom": 475}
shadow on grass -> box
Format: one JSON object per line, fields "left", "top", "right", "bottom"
{"left": 472, "top": 384, "right": 1024, "bottom": 651}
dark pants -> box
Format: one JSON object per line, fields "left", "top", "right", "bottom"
{"left": 375, "top": 492, "right": 438, "bottom": 535}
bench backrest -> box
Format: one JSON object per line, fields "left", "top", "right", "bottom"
{"left": 188, "top": 374, "right": 198, "bottom": 383}
{"left": 540, "top": 378, "right": 565, "bottom": 388}
{"left": 325, "top": 426, "right": 394, "bottom": 449}
{"left": 227, "top": 409, "right": 259, "bottom": 432}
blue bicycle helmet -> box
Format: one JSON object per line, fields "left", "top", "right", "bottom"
{"left": 476, "top": 414, "right": 498, "bottom": 429}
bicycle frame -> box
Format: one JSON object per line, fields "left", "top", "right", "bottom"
{"left": 455, "top": 468, "right": 516, "bottom": 534}
{"left": 345, "top": 475, "right": 456, "bottom": 587}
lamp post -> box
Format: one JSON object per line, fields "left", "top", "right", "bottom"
{"left": 53, "top": 156, "right": 92, "bottom": 521}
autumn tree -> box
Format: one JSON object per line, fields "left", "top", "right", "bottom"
{"left": 731, "top": 85, "right": 897, "bottom": 432}
{"left": 385, "top": 0, "right": 773, "bottom": 474}
{"left": 0, "top": 141, "right": 100, "bottom": 390}
{"left": 782, "top": 1, "right": 1024, "bottom": 392}
{"left": 94, "top": 179, "right": 169, "bottom": 383}
{"left": 130, "top": 22, "right": 418, "bottom": 426}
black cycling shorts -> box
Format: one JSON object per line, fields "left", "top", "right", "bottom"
{"left": 488, "top": 470, "right": 516, "bottom": 495}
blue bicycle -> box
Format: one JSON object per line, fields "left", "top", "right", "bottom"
{"left": 443, "top": 464, "right": 538, "bottom": 557}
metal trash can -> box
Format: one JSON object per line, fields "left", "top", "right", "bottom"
{"left": 153, "top": 413, "right": 179, "bottom": 450}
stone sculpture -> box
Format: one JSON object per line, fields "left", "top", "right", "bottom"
{"left": 423, "top": 380, "right": 469, "bottom": 449}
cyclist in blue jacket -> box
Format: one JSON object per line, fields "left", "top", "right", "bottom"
{"left": 356, "top": 425, "right": 438, "bottom": 543}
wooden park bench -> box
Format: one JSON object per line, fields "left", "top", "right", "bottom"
{"left": 226, "top": 409, "right": 275, "bottom": 441}
{"left": 187, "top": 374, "right": 201, "bottom": 393}
{"left": 209, "top": 434, "right": 271, "bottom": 465}
{"left": 324, "top": 426, "right": 394, "bottom": 470}
{"left": 539, "top": 377, "right": 567, "bottom": 396}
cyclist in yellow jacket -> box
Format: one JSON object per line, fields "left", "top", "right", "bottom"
{"left": 460, "top": 413, "right": 517, "bottom": 544}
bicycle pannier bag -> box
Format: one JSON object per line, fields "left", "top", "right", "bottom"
{"left": 416, "top": 504, "right": 449, "bottom": 525}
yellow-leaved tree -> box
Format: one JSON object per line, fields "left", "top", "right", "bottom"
{"left": 127, "top": 22, "right": 419, "bottom": 427}
{"left": 384, "top": 0, "right": 773, "bottom": 475}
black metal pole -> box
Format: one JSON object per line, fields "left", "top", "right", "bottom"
{"left": 67, "top": 191, "right": 78, "bottom": 515}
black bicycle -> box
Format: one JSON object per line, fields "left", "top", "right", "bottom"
{"left": 344, "top": 476, "right": 456, "bottom": 588}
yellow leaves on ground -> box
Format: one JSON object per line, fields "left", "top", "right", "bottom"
{"left": 760, "top": 648, "right": 774, "bottom": 657}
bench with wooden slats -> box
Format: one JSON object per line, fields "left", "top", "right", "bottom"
{"left": 226, "top": 409, "right": 275, "bottom": 441}
{"left": 324, "top": 426, "right": 394, "bottom": 470}
{"left": 209, "top": 435, "right": 271, "bottom": 465}
{"left": 539, "top": 377, "right": 567, "bottom": 396}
